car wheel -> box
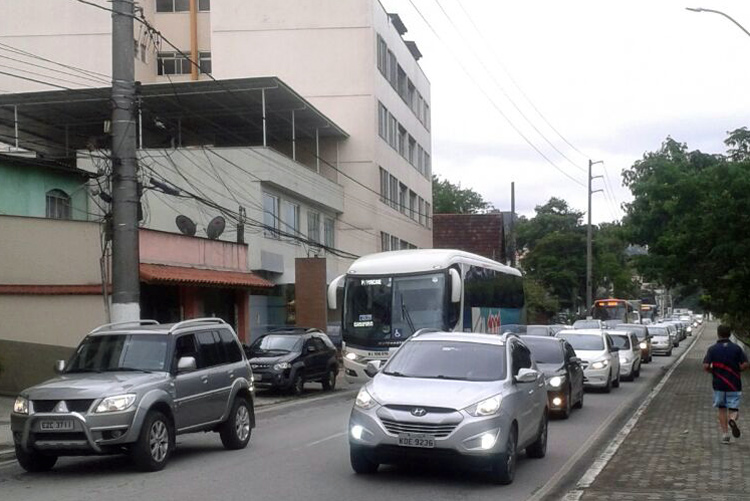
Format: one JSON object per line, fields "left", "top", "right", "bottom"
{"left": 573, "top": 388, "right": 584, "bottom": 409}
{"left": 321, "top": 368, "right": 337, "bottom": 391}
{"left": 291, "top": 372, "right": 305, "bottom": 396}
{"left": 668, "top": 348, "right": 673, "bottom": 356}
{"left": 634, "top": 363, "right": 641, "bottom": 378}
{"left": 526, "top": 411, "right": 548, "bottom": 458}
{"left": 490, "top": 425, "right": 517, "bottom": 485}
{"left": 15, "top": 445, "right": 57, "bottom": 472}
{"left": 613, "top": 373, "right": 621, "bottom": 388}
{"left": 220, "top": 397, "right": 253, "bottom": 450}
{"left": 350, "top": 445, "right": 379, "bottom": 474}
{"left": 130, "top": 410, "right": 174, "bottom": 472}
{"left": 603, "top": 371, "right": 612, "bottom": 393}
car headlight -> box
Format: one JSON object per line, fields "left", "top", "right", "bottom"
{"left": 95, "top": 394, "right": 136, "bottom": 413}
{"left": 274, "top": 362, "right": 291, "bottom": 371}
{"left": 591, "top": 360, "right": 609, "bottom": 370}
{"left": 548, "top": 376, "right": 565, "bottom": 388}
{"left": 13, "top": 396, "right": 29, "bottom": 415}
{"left": 620, "top": 358, "right": 628, "bottom": 364}
{"left": 466, "top": 395, "right": 502, "bottom": 417}
{"left": 344, "top": 352, "right": 361, "bottom": 362}
{"left": 639, "top": 342, "right": 648, "bottom": 349}
{"left": 354, "top": 387, "right": 379, "bottom": 410}
{"left": 687, "top": 326, "right": 692, "bottom": 333}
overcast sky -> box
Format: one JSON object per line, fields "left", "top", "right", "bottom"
{"left": 381, "top": 0, "right": 750, "bottom": 223}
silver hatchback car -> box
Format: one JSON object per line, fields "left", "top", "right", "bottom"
{"left": 11, "top": 318, "right": 255, "bottom": 472}
{"left": 348, "top": 332, "right": 548, "bottom": 484}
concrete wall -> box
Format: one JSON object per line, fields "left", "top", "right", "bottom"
{"left": 140, "top": 228, "right": 248, "bottom": 271}
{"left": 0, "top": 339, "right": 75, "bottom": 396}
{"left": 0, "top": 162, "right": 89, "bottom": 220}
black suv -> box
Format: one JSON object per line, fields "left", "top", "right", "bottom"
{"left": 245, "top": 328, "right": 339, "bottom": 395}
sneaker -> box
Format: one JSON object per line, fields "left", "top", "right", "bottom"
{"left": 729, "top": 419, "right": 741, "bottom": 438}
{"left": 722, "top": 436, "right": 731, "bottom": 445}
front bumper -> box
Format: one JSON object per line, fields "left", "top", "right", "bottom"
{"left": 651, "top": 342, "right": 671, "bottom": 355}
{"left": 253, "top": 370, "right": 294, "bottom": 390}
{"left": 11, "top": 408, "right": 138, "bottom": 455}
{"left": 619, "top": 360, "right": 635, "bottom": 377}
{"left": 583, "top": 366, "right": 610, "bottom": 387}
{"left": 349, "top": 404, "right": 513, "bottom": 467}
{"left": 546, "top": 388, "right": 569, "bottom": 411}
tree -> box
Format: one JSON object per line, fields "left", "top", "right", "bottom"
{"left": 524, "top": 279, "right": 560, "bottom": 324}
{"left": 431, "top": 175, "right": 492, "bottom": 214}
{"left": 622, "top": 130, "right": 750, "bottom": 334}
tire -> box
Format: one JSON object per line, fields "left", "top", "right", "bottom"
{"left": 130, "top": 410, "right": 174, "bottom": 472}
{"left": 602, "top": 371, "right": 612, "bottom": 393}
{"left": 573, "top": 387, "right": 584, "bottom": 409}
{"left": 634, "top": 363, "right": 641, "bottom": 378}
{"left": 321, "top": 368, "right": 337, "bottom": 391}
{"left": 667, "top": 348, "right": 673, "bottom": 357}
{"left": 291, "top": 371, "right": 305, "bottom": 396}
{"left": 350, "top": 446, "right": 379, "bottom": 474}
{"left": 219, "top": 398, "right": 253, "bottom": 450}
{"left": 15, "top": 445, "right": 57, "bottom": 472}
{"left": 613, "top": 373, "right": 621, "bottom": 388}
{"left": 526, "top": 411, "right": 548, "bottom": 458}
{"left": 490, "top": 425, "right": 517, "bottom": 485}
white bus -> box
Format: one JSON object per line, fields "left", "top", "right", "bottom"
{"left": 327, "top": 249, "right": 525, "bottom": 383}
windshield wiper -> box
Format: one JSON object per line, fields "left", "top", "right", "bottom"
{"left": 428, "top": 374, "right": 469, "bottom": 381}
{"left": 104, "top": 367, "right": 153, "bottom": 373}
{"left": 65, "top": 368, "right": 102, "bottom": 374}
{"left": 400, "top": 294, "right": 416, "bottom": 335}
{"left": 383, "top": 370, "right": 408, "bottom": 377}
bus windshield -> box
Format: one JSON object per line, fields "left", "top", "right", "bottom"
{"left": 343, "top": 273, "right": 446, "bottom": 348}
{"left": 592, "top": 302, "right": 627, "bottom": 321}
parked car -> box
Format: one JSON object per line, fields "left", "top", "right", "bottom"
{"left": 609, "top": 331, "right": 641, "bottom": 381}
{"left": 348, "top": 331, "right": 548, "bottom": 485}
{"left": 549, "top": 324, "right": 572, "bottom": 336}
{"left": 525, "top": 325, "right": 556, "bottom": 337}
{"left": 556, "top": 329, "right": 621, "bottom": 392}
{"left": 10, "top": 318, "right": 255, "bottom": 473}
{"left": 648, "top": 325, "right": 673, "bottom": 356}
{"left": 522, "top": 335, "right": 585, "bottom": 418}
{"left": 245, "top": 327, "right": 339, "bottom": 395}
{"left": 572, "top": 319, "right": 603, "bottom": 330}
{"left": 615, "top": 324, "right": 653, "bottom": 363}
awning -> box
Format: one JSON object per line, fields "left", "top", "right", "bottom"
{"left": 140, "top": 264, "right": 274, "bottom": 289}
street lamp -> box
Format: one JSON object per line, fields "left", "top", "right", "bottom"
{"left": 686, "top": 7, "right": 750, "bottom": 39}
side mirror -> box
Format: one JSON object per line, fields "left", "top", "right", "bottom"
{"left": 327, "top": 274, "right": 345, "bottom": 310}
{"left": 569, "top": 356, "right": 581, "bottom": 365}
{"left": 307, "top": 345, "right": 318, "bottom": 353}
{"left": 611, "top": 346, "right": 620, "bottom": 353}
{"left": 364, "top": 360, "right": 383, "bottom": 378}
{"left": 177, "top": 356, "right": 197, "bottom": 373}
{"left": 54, "top": 360, "right": 66, "bottom": 374}
{"left": 514, "top": 368, "right": 539, "bottom": 383}
{"left": 449, "top": 268, "right": 462, "bottom": 304}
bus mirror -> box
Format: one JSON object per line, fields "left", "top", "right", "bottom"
{"left": 449, "top": 268, "right": 462, "bottom": 303}
{"left": 327, "top": 274, "right": 345, "bottom": 310}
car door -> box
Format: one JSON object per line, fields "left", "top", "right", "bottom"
{"left": 511, "top": 342, "right": 537, "bottom": 445}
{"left": 564, "top": 342, "right": 583, "bottom": 398}
{"left": 216, "top": 329, "right": 245, "bottom": 411}
{"left": 173, "top": 333, "right": 212, "bottom": 430}
{"left": 630, "top": 333, "right": 641, "bottom": 366}
{"left": 605, "top": 334, "right": 620, "bottom": 377}
{"left": 195, "top": 330, "right": 227, "bottom": 423}
{"left": 311, "top": 335, "right": 332, "bottom": 376}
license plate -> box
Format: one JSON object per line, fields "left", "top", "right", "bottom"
{"left": 40, "top": 420, "right": 74, "bottom": 431}
{"left": 398, "top": 433, "right": 435, "bottom": 448}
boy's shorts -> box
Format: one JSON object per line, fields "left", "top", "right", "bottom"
{"left": 713, "top": 391, "right": 742, "bottom": 410}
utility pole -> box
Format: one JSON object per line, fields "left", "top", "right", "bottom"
{"left": 111, "top": 0, "right": 140, "bottom": 322}
{"left": 586, "top": 159, "right": 603, "bottom": 312}
{"left": 510, "top": 181, "right": 516, "bottom": 267}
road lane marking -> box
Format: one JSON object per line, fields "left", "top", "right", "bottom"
{"left": 566, "top": 325, "right": 704, "bottom": 496}
{"left": 305, "top": 431, "right": 347, "bottom": 447}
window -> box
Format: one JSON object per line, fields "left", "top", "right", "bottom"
{"left": 400, "top": 239, "right": 409, "bottom": 250}
{"left": 198, "top": 0, "right": 210, "bottom": 11}
{"left": 409, "top": 191, "right": 417, "bottom": 220}
{"left": 378, "top": 102, "right": 388, "bottom": 139}
{"left": 198, "top": 51, "right": 211, "bottom": 74}
{"left": 263, "top": 193, "right": 280, "bottom": 238}
{"left": 418, "top": 197, "right": 425, "bottom": 226}
{"left": 377, "top": 35, "right": 387, "bottom": 75}
{"left": 391, "top": 236, "right": 400, "bottom": 251}
{"left": 407, "top": 80, "right": 416, "bottom": 111}
{"left": 399, "top": 183, "right": 407, "bottom": 214}
{"left": 381, "top": 232, "right": 390, "bottom": 251}
{"left": 307, "top": 211, "right": 320, "bottom": 243}
{"left": 196, "top": 331, "right": 225, "bottom": 368}
{"left": 388, "top": 51, "right": 398, "bottom": 88}
{"left": 424, "top": 152, "right": 431, "bottom": 178}
{"left": 426, "top": 202, "right": 431, "bottom": 229}
{"left": 156, "top": 0, "right": 207, "bottom": 12}
{"left": 408, "top": 136, "right": 416, "bottom": 165}
{"left": 173, "top": 334, "right": 199, "bottom": 369}
{"left": 388, "top": 114, "right": 397, "bottom": 149}
{"left": 140, "top": 43, "right": 147, "bottom": 63}
{"left": 389, "top": 174, "right": 398, "bottom": 210}
{"left": 397, "top": 66, "right": 407, "bottom": 100}
{"left": 417, "top": 145, "right": 424, "bottom": 175}
{"left": 397, "top": 126, "right": 407, "bottom": 157}
{"left": 282, "top": 201, "right": 300, "bottom": 237}
{"left": 417, "top": 94, "right": 423, "bottom": 121}
{"left": 157, "top": 51, "right": 192, "bottom": 75}
{"left": 46, "top": 189, "right": 71, "bottom": 220}
{"left": 379, "top": 167, "right": 389, "bottom": 203}
{"left": 324, "top": 217, "right": 334, "bottom": 248}
{"left": 218, "top": 329, "right": 242, "bottom": 363}
{"left": 424, "top": 102, "right": 431, "bottom": 130}
{"left": 134, "top": 39, "right": 139, "bottom": 59}
{"left": 511, "top": 343, "right": 533, "bottom": 376}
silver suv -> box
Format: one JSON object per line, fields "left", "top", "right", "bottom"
{"left": 348, "top": 332, "right": 548, "bottom": 485}
{"left": 10, "top": 318, "right": 255, "bottom": 472}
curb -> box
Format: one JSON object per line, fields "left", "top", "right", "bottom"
{"left": 0, "top": 448, "right": 15, "bottom": 461}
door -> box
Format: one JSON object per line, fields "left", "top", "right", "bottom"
{"left": 511, "top": 343, "right": 537, "bottom": 445}
{"left": 195, "top": 330, "right": 228, "bottom": 423}
{"left": 564, "top": 342, "right": 584, "bottom": 400}
{"left": 173, "top": 334, "right": 212, "bottom": 430}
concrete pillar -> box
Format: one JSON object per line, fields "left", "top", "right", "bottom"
{"left": 294, "top": 258, "right": 327, "bottom": 331}
{"left": 236, "top": 289, "right": 249, "bottom": 343}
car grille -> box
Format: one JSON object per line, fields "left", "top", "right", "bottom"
{"left": 380, "top": 418, "right": 458, "bottom": 438}
{"left": 33, "top": 399, "right": 95, "bottom": 413}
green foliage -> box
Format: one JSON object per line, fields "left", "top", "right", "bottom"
{"left": 431, "top": 175, "right": 492, "bottom": 214}
{"left": 622, "top": 130, "right": 750, "bottom": 333}
{"left": 524, "top": 279, "right": 560, "bottom": 324}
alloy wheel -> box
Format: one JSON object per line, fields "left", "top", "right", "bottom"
{"left": 235, "top": 404, "right": 251, "bottom": 442}
{"left": 149, "top": 420, "right": 169, "bottom": 463}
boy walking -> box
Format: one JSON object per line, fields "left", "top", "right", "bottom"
{"left": 703, "top": 325, "right": 749, "bottom": 444}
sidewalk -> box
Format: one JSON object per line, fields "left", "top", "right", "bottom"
{"left": 0, "top": 394, "right": 13, "bottom": 459}
{"left": 572, "top": 323, "right": 750, "bottom": 500}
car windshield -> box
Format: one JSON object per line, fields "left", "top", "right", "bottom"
{"left": 344, "top": 273, "right": 446, "bottom": 348}
{"left": 526, "top": 326, "right": 550, "bottom": 336}
{"left": 648, "top": 327, "right": 668, "bottom": 336}
{"left": 523, "top": 338, "right": 564, "bottom": 365}
{"left": 610, "top": 335, "right": 631, "bottom": 349}
{"left": 557, "top": 333, "right": 604, "bottom": 351}
{"left": 251, "top": 335, "right": 302, "bottom": 354}
{"left": 66, "top": 334, "right": 168, "bottom": 373}
{"left": 383, "top": 340, "right": 506, "bottom": 381}
{"left": 615, "top": 325, "right": 647, "bottom": 340}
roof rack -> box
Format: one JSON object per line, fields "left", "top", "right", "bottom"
{"left": 169, "top": 317, "right": 228, "bottom": 333}
{"left": 90, "top": 320, "right": 160, "bottom": 334}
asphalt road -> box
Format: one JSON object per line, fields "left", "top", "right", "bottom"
{"left": 0, "top": 334, "right": 698, "bottom": 501}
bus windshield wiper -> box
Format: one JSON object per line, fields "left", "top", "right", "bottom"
{"left": 400, "top": 295, "right": 416, "bottom": 335}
